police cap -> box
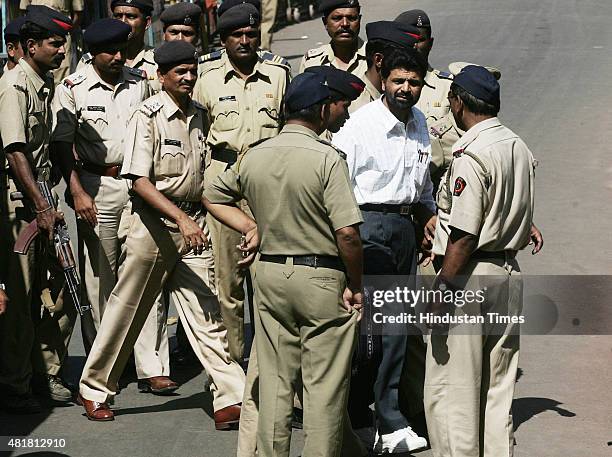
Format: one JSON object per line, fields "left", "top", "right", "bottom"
{"left": 154, "top": 40, "right": 198, "bottom": 67}
{"left": 110, "top": 0, "right": 154, "bottom": 15}
{"left": 366, "top": 20, "right": 421, "bottom": 49}
{"left": 84, "top": 18, "right": 131, "bottom": 48}
{"left": 305, "top": 66, "right": 364, "bottom": 101}
{"left": 453, "top": 65, "right": 500, "bottom": 108}
{"left": 218, "top": 0, "right": 261, "bottom": 17}
{"left": 25, "top": 5, "right": 72, "bottom": 36}
{"left": 449, "top": 61, "right": 502, "bottom": 81}
{"left": 319, "top": 0, "right": 360, "bottom": 15}
{"left": 217, "top": 3, "right": 260, "bottom": 32}
{"left": 395, "top": 9, "right": 431, "bottom": 29}
{"left": 160, "top": 3, "right": 202, "bottom": 27}
{"left": 285, "top": 72, "right": 331, "bottom": 112}
{"left": 4, "top": 16, "right": 26, "bottom": 43}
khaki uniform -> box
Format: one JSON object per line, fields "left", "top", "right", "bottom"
{"left": 193, "top": 51, "right": 289, "bottom": 362}
{"left": 349, "top": 70, "right": 381, "bottom": 113}
{"left": 415, "top": 67, "right": 453, "bottom": 123}
{"left": 205, "top": 124, "right": 363, "bottom": 457}
{"left": 20, "top": 0, "right": 84, "bottom": 86}
{"left": 0, "top": 59, "right": 76, "bottom": 394}
{"left": 425, "top": 117, "right": 537, "bottom": 457}
{"left": 50, "top": 65, "right": 168, "bottom": 378}
{"left": 298, "top": 42, "right": 367, "bottom": 76}
{"left": 260, "top": 0, "right": 278, "bottom": 50}
{"left": 79, "top": 91, "right": 245, "bottom": 409}
{"left": 428, "top": 111, "right": 463, "bottom": 193}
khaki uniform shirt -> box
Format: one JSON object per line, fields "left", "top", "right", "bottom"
{"left": 20, "top": 0, "right": 84, "bottom": 13}
{"left": 433, "top": 117, "right": 536, "bottom": 256}
{"left": 51, "top": 64, "right": 149, "bottom": 166}
{"left": 416, "top": 67, "right": 453, "bottom": 123}
{"left": 193, "top": 52, "right": 289, "bottom": 155}
{"left": 205, "top": 124, "right": 363, "bottom": 256}
{"left": 428, "top": 111, "right": 463, "bottom": 191}
{"left": 198, "top": 49, "right": 291, "bottom": 79}
{"left": 298, "top": 42, "right": 367, "bottom": 77}
{"left": 349, "top": 70, "right": 381, "bottom": 113}
{"left": 0, "top": 59, "right": 54, "bottom": 172}
{"left": 122, "top": 91, "right": 209, "bottom": 202}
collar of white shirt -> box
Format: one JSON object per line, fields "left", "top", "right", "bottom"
{"left": 375, "top": 96, "right": 418, "bottom": 134}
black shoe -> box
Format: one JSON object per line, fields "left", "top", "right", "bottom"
{"left": 32, "top": 374, "right": 72, "bottom": 402}
{"left": 0, "top": 392, "right": 43, "bottom": 414}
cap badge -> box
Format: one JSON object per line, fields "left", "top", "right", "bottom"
{"left": 417, "top": 16, "right": 423, "bottom": 27}
{"left": 249, "top": 14, "right": 255, "bottom": 25}
{"left": 185, "top": 17, "right": 192, "bottom": 25}
{"left": 348, "top": 0, "right": 356, "bottom": 5}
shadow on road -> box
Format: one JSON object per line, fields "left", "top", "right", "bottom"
{"left": 113, "top": 391, "right": 214, "bottom": 419}
{"left": 512, "top": 397, "right": 576, "bottom": 432}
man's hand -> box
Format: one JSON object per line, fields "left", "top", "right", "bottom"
{"left": 423, "top": 214, "right": 437, "bottom": 244}
{"left": 530, "top": 223, "right": 543, "bottom": 255}
{"left": 73, "top": 190, "right": 98, "bottom": 226}
{"left": 0, "top": 289, "right": 8, "bottom": 315}
{"left": 237, "top": 226, "right": 259, "bottom": 268}
{"left": 36, "top": 207, "right": 64, "bottom": 240}
{"left": 418, "top": 251, "right": 435, "bottom": 268}
{"left": 342, "top": 287, "right": 363, "bottom": 322}
{"left": 177, "top": 213, "right": 209, "bottom": 255}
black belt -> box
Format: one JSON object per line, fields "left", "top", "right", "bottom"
{"left": 359, "top": 203, "right": 412, "bottom": 215}
{"left": 171, "top": 199, "right": 204, "bottom": 217}
{"left": 79, "top": 161, "right": 122, "bottom": 178}
{"left": 259, "top": 254, "right": 345, "bottom": 272}
{"left": 211, "top": 148, "right": 238, "bottom": 165}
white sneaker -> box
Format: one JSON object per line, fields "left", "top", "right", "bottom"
{"left": 373, "top": 426, "right": 428, "bottom": 454}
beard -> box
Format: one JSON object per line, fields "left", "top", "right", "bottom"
{"left": 385, "top": 90, "right": 416, "bottom": 112}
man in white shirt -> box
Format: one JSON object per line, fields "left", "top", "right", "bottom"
{"left": 333, "top": 48, "right": 435, "bottom": 454}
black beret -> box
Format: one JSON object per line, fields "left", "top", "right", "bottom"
{"left": 319, "top": 0, "right": 360, "bottom": 14}
{"left": 217, "top": 3, "right": 260, "bottom": 32}
{"left": 453, "top": 65, "right": 500, "bottom": 108}
{"left": 111, "top": 0, "right": 154, "bottom": 14}
{"left": 305, "top": 66, "right": 364, "bottom": 101}
{"left": 218, "top": 0, "right": 261, "bottom": 17}
{"left": 285, "top": 72, "right": 331, "bottom": 112}
{"left": 4, "top": 16, "right": 26, "bottom": 42}
{"left": 154, "top": 40, "right": 198, "bottom": 66}
{"left": 160, "top": 3, "right": 202, "bottom": 26}
{"left": 395, "top": 9, "right": 431, "bottom": 28}
{"left": 366, "top": 21, "right": 421, "bottom": 49}
{"left": 25, "top": 5, "right": 73, "bottom": 36}
{"left": 84, "top": 18, "right": 131, "bottom": 48}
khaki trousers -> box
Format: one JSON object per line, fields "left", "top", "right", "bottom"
{"left": 260, "top": 0, "right": 278, "bottom": 50}
{"left": 205, "top": 158, "right": 246, "bottom": 361}
{"left": 0, "top": 177, "right": 76, "bottom": 394}
{"left": 424, "top": 258, "right": 521, "bottom": 457}
{"left": 79, "top": 206, "right": 245, "bottom": 410}
{"left": 77, "top": 172, "right": 169, "bottom": 378}
{"left": 255, "top": 259, "right": 358, "bottom": 457}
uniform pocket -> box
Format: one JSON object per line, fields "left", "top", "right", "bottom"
{"left": 307, "top": 269, "right": 347, "bottom": 319}
{"left": 79, "top": 110, "right": 108, "bottom": 139}
{"left": 257, "top": 97, "right": 280, "bottom": 129}
{"left": 28, "top": 111, "right": 46, "bottom": 146}
{"left": 159, "top": 144, "right": 186, "bottom": 177}
{"left": 213, "top": 100, "right": 240, "bottom": 132}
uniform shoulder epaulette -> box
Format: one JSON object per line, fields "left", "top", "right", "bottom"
{"left": 434, "top": 69, "right": 453, "bottom": 80}
{"left": 198, "top": 50, "right": 223, "bottom": 64}
{"left": 260, "top": 51, "right": 291, "bottom": 70}
{"left": 429, "top": 120, "right": 453, "bottom": 139}
{"left": 80, "top": 52, "right": 93, "bottom": 65}
{"left": 63, "top": 71, "right": 87, "bottom": 88}
{"left": 140, "top": 99, "right": 163, "bottom": 116}
{"left": 316, "top": 138, "right": 347, "bottom": 160}
{"left": 126, "top": 67, "right": 146, "bottom": 79}
{"left": 305, "top": 47, "right": 325, "bottom": 59}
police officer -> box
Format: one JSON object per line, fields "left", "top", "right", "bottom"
{"left": 20, "top": 0, "right": 84, "bottom": 86}
{"left": 0, "top": 5, "right": 75, "bottom": 410}
{"left": 260, "top": 0, "right": 277, "bottom": 50}
{"left": 160, "top": 2, "right": 202, "bottom": 45}
{"left": 298, "top": 0, "right": 366, "bottom": 76}
{"left": 3, "top": 16, "right": 27, "bottom": 73}
{"left": 204, "top": 71, "right": 364, "bottom": 457}
{"left": 425, "top": 65, "right": 537, "bottom": 457}
{"left": 78, "top": 40, "right": 245, "bottom": 424}
{"left": 193, "top": 3, "right": 289, "bottom": 363}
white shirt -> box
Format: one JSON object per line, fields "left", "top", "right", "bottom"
{"left": 333, "top": 97, "right": 436, "bottom": 212}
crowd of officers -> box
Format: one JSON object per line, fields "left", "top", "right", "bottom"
{"left": 0, "top": 0, "right": 543, "bottom": 456}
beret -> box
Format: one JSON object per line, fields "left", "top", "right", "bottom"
{"left": 217, "top": 3, "right": 260, "bottom": 32}
{"left": 449, "top": 61, "right": 502, "bottom": 81}
{"left": 4, "top": 16, "right": 26, "bottom": 42}
{"left": 366, "top": 21, "right": 421, "bottom": 49}
{"left": 84, "top": 18, "right": 131, "bottom": 47}
{"left": 25, "top": 5, "right": 72, "bottom": 36}
{"left": 453, "top": 65, "right": 500, "bottom": 108}
{"left": 395, "top": 9, "right": 431, "bottom": 28}
{"left": 111, "top": 0, "right": 154, "bottom": 13}
{"left": 305, "top": 66, "right": 364, "bottom": 101}
{"left": 285, "top": 72, "right": 331, "bottom": 112}
{"left": 154, "top": 40, "right": 198, "bottom": 66}
{"left": 160, "top": 3, "right": 202, "bottom": 26}
{"left": 218, "top": 0, "right": 261, "bottom": 17}
{"left": 319, "top": 0, "right": 360, "bottom": 14}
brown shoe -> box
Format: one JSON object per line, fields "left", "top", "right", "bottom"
{"left": 77, "top": 394, "right": 114, "bottom": 421}
{"left": 214, "top": 403, "right": 241, "bottom": 430}
{"left": 138, "top": 376, "right": 179, "bottom": 395}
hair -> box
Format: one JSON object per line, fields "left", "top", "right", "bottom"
{"left": 365, "top": 38, "right": 403, "bottom": 68}
{"left": 284, "top": 100, "right": 328, "bottom": 123}
{"left": 450, "top": 82, "right": 499, "bottom": 116}
{"left": 19, "top": 21, "right": 54, "bottom": 51}
{"left": 380, "top": 47, "right": 426, "bottom": 79}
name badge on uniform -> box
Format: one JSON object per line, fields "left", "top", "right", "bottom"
{"left": 265, "top": 93, "right": 274, "bottom": 99}
{"left": 164, "top": 139, "right": 182, "bottom": 147}
{"left": 433, "top": 102, "right": 441, "bottom": 107}
{"left": 219, "top": 95, "right": 236, "bottom": 102}
{"left": 87, "top": 106, "right": 105, "bottom": 112}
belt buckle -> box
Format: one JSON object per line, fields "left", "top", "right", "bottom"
{"left": 400, "top": 205, "right": 410, "bottom": 215}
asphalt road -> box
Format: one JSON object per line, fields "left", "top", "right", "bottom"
{"left": 1, "top": 1, "right": 611, "bottom": 456}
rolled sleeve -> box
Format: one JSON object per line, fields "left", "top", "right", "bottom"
{"left": 121, "top": 111, "right": 154, "bottom": 179}
{"left": 448, "top": 155, "right": 487, "bottom": 236}
{"left": 0, "top": 83, "right": 28, "bottom": 149}
{"left": 323, "top": 155, "right": 363, "bottom": 231}
{"left": 203, "top": 164, "right": 243, "bottom": 204}
{"left": 50, "top": 83, "right": 77, "bottom": 143}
